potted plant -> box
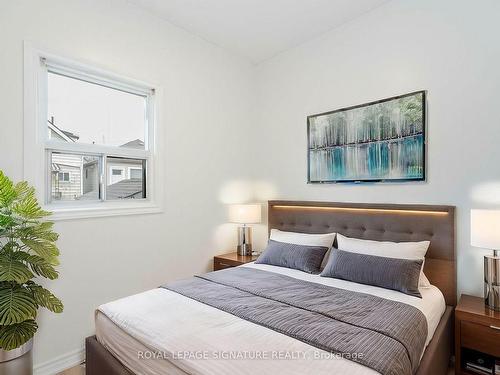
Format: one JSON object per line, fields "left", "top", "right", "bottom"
{"left": 0, "top": 171, "right": 63, "bottom": 367}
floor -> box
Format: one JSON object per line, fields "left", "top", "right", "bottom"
{"left": 57, "top": 363, "right": 85, "bottom": 375}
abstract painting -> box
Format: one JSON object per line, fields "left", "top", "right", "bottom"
{"left": 307, "top": 91, "right": 425, "bottom": 183}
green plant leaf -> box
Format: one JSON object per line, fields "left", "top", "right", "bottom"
{"left": 19, "top": 238, "right": 59, "bottom": 262}
{"left": 13, "top": 181, "right": 31, "bottom": 200}
{"left": 0, "top": 172, "right": 17, "bottom": 208}
{"left": 0, "top": 285, "right": 38, "bottom": 325}
{"left": 13, "top": 253, "right": 58, "bottom": 280}
{"left": 0, "top": 212, "right": 15, "bottom": 234}
{"left": 0, "top": 319, "right": 37, "bottom": 350}
{"left": 17, "top": 221, "right": 59, "bottom": 243}
{"left": 27, "top": 284, "right": 63, "bottom": 313}
{"left": 0, "top": 171, "right": 62, "bottom": 329}
{"left": 11, "top": 185, "right": 50, "bottom": 220}
{"left": 0, "top": 255, "right": 34, "bottom": 284}
{"left": 0, "top": 241, "right": 18, "bottom": 255}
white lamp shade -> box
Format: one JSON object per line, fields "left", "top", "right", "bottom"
{"left": 228, "top": 204, "right": 261, "bottom": 224}
{"left": 471, "top": 209, "right": 500, "bottom": 249}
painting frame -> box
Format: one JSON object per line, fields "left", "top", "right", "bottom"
{"left": 307, "top": 90, "right": 426, "bottom": 184}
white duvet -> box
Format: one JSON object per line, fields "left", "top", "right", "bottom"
{"left": 97, "top": 263, "right": 445, "bottom": 375}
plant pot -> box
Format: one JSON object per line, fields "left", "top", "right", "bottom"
{"left": 0, "top": 339, "right": 33, "bottom": 363}
{"left": 0, "top": 339, "right": 33, "bottom": 375}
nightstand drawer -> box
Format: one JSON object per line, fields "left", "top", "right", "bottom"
{"left": 461, "top": 320, "right": 500, "bottom": 357}
{"left": 213, "top": 259, "right": 238, "bottom": 271}
{"left": 213, "top": 252, "right": 259, "bottom": 271}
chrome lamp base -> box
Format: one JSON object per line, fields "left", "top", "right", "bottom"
{"left": 484, "top": 251, "right": 500, "bottom": 311}
{"left": 237, "top": 225, "right": 253, "bottom": 256}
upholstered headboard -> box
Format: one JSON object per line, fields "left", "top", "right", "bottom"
{"left": 268, "top": 200, "right": 456, "bottom": 306}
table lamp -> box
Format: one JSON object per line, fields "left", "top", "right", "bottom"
{"left": 228, "top": 204, "right": 261, "bottom": 256}
{"left": 471, "top": 209, "right": 500, "bottom": 311}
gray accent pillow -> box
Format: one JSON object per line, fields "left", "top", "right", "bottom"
{"left": 255, "top": 240, "right": 329, "bottom": 274}
{"left": 321, "top": 249, "right": 423, "bottom": 298}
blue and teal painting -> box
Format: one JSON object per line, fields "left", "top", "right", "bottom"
{"left": 308, "top": 91, "right": 425, "bottom": 183}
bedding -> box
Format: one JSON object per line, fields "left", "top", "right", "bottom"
{"left": 165, "top": 267, "right": 426, "bottom": 375}
{"left": 269, "top": 229, "right": 336, "bottom": 268}
{"left": 97, "top": 263, "right": 445, "bottom": 375}
{"left": 96, "top": 312, "right": 189, "bottom": 375}
{"left": 321, "top": 249, "right": 423, "bottom": 297}
{"left": 336, "top": 234, "right": 431, "bottom": 287}
{"left": 254, "top": 240, "right": 328, "bottom": 273}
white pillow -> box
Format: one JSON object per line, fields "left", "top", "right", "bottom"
{"left": 419, "top": 272, "right": 431, "bottom": 288}
{"left": 336, "top": 234, "right": 431, "bottom": 288}
{"left": 270, "top": 229, "right": 336, "bottom": 248}
{"left": 269, "top": 229, "right": 336, "bottom": 269}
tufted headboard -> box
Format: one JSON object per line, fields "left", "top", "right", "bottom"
{"left": 268, "top": 200, "right": 456, "bottom": 306}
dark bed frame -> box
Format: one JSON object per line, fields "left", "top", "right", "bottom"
{"left": 86, "top": 200, "right": 456, "bottom": 375}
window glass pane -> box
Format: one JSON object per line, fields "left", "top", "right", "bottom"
{"left": 51, "top": 153, "right": 100, "bottom": 201}
{"left": 106, "top": 157, "right": 145, "bottom": 200}
{"left": 47, "top": 72, "right": 146, "bottom": 149}
{"left": 57, "top": 172, "right": 69, "bottom": 182}
{"left": 129, "top": 168, "right": 142, "bottom": 179}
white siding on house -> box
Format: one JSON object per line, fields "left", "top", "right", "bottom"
{"left": 51, "top": 154, "right": 100, "bottom": 200}
{"left": 51, "top": 153, "right": 82, "bottom": 200}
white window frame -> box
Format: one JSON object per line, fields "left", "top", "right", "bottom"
{"left": 24, "top": 43, "right": 163, "bottom": 220}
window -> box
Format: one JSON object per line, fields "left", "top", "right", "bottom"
{"left": 50, "top": 152, "right": 99, "bottom": 201}
{"left": 128, "top": 167, "right": 142, "bottom": 179}
{"left": 109, "top": 167, "right": 125, "bottom": 185}
{"left": 24, "top": 45, "right": 161, "bottom": 219}
{"left": 57, "top": 172, "right": 70, "bottom": 182}
{"left": 47, "top": 72, "right": 146, "bottom": 149}
{"left": 45, "top": 69, "right": 151, "bottom": 204}
{"left": 107, "top": 158, "right": 145, "bottom": 200}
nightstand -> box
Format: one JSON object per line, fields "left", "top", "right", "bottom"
{"left": 455, "top": 294, "right": 500, "bottom": 375}
{"left": 213, "top": 252, "right": 259, "bottom": 271}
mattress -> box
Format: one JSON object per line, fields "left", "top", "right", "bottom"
{"left": 96, "top": 312, "right": 188, "bottom": 375}
{"left": 96, "top": 263, "right": 446, "bottom": 375}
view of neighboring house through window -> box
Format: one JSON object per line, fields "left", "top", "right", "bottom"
{"left": 128, "top": 167, "right": 142, "bottom": 179}
{"left": 51, "top": 153, "right": 99, "bottom": 201}
{"left": 106, "top": 157, "right": 145, "bottom": 199}
{"left": 57, "top": 172, "right": 70, "bottom": 182}
{"left": 46, "top": 65, "right": 152, "bottom": 203}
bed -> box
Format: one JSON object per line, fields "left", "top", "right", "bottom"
{"left": 86, "top": 200, "right": 456, "bottom": 375}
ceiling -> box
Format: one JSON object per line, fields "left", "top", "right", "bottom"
{"left": 129, "top": 0, "right": 390, "bottom": 64}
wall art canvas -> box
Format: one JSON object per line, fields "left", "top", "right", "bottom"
{"left": 307, "top": 91, "right": 425, "bottom": 183}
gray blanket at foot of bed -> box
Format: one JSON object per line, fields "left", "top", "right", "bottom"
{"left": 162, "top": 267, "right": 427, "bottom": 375}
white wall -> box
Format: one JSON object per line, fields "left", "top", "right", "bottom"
{"left": 252, "top": 0, "right": 500, "bottom": 297}
{"left": 0, "top": 0, "right": 255, "bottom": 369}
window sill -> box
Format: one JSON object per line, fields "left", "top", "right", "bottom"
{"left": 45, "top": 201, "right": 163, "bottom": 221}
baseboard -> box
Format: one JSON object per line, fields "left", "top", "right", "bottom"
{"left": 34, "top": 347, "right": 84, "bottom": 375}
